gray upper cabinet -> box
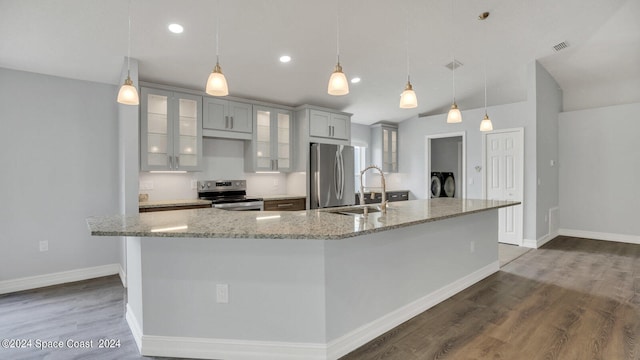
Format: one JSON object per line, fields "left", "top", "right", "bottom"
{"left": 203, "top": 98, "right": 253, "bottom": 140}
{"left": 309, "top": 109, "right": 350, "bottom": 140}
{"left": 371, "top": 122, "right": 398, "bottom": 173}
{"left": 245, "top": 106, "right": 293, "bottom": 172}
{"left": 140, "top": 87, "right": 203, "bottom": 171}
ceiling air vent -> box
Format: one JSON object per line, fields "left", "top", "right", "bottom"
{"left": 445, "top": 60, "right": 463, "bottom": 70}
{"left": 553, "top": 41, "right": 569, "bottom": 52}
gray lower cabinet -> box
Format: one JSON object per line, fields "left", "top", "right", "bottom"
{"left": 203, "top": 98, "right": 253, "bottom": 139}
{"left": 140, "top": 87, "right": 202, "bottom": 171}
{"left": 355, "top": 191, "right": 409, "bottom": 204}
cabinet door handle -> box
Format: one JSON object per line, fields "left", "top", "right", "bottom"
{"left": 225, "top": 116, "right": 229, "bottom": 128}
{"left": 277, "top": 203, "right": 293, "bottom": 208}
{"left": 275, "top": 159, "right": 278, "bottom": 170}
{"left": 168, "top": 155, "right": 173, "bottom": 169}
{"left": 230, "top": 116, "right": 234, "bottom": 129}
{"left": 175, "top": 156, "right": 180, "bottom": 169}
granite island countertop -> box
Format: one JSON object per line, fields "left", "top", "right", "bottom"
{"left": 88, "top": 198, "right": 519, "bottom": 240}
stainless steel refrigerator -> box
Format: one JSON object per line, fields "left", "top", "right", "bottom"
{"left": 310, "top": 143, "right": 355, "bottom": 209}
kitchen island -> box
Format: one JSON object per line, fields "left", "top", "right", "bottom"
{"left": 87, "top": 198, "right": 518, "bottom": 360}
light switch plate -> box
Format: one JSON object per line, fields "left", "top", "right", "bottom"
{"left": 216, "top": 284, "right": 229, "bottom": 303}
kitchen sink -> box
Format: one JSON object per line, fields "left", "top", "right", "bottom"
{"left": 327, "top": 205, "right": 381, "bottom": 216}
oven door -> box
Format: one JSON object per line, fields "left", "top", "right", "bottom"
{"left": 213, "top": 201, "right": 264, "bottom": 211}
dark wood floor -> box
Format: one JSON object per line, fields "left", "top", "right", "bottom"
{"left": 1, "top": 236, "right": 638, "bottom": 360}
{"left": 0, "top": 275, "right": 180, "bottom": 360}
{"left": 343, "top": 236, "right": 640, "bottom": 359}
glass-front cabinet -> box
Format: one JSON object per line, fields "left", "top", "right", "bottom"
{"left": 141, "top": 87, "right": 202, "bottom": 171}
{"left": 245, "top": 106, "right": 292, "bottom": 172}
{"left": 371, "top": 122, "right": 398, "bottom": 173}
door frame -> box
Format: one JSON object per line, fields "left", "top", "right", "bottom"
{"left": 482, "top": 127, "right": 524, "bottom": 245}
{"left": 425, "top": 131, "right": 466, "bottom": 199}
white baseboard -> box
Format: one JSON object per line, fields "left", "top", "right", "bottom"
{"left": 141, "top": 335, "right": 327, "bottom": 360}
{"left": 326, "top": 260, "right": 500, "bottom": 359}
{"left": 126, "top": 304, "right": 143, "bottom": 352}
{"left": 523, "top": 231, "right": 559, "bottom": 249}
{"left": 129, "top": 261, "right": 499, "bottom": 360}
{"left": 559, "top": 229, "right": 640, "bottom": 245}
{"left": 0, "top": 263, "right": 120, "bottom": 295}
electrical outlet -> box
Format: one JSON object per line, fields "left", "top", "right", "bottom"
{"left": 139, "top": 181, "right": 154, "bottom": 190}
{"left": 39, "top": 240, "right": 49, "bottom": 252}
{"left": 191, "top": 180, "right": 198, "bottom": 190}
{"left": 216, "top": 284, "right": 229, "bottom": 303}
{"left": 470, "top": 241, "right": 475, "bottom": 253}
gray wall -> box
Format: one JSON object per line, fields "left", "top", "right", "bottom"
{"left": 0, "top": 67, "right": 120, "bottom": 281}
{"left": 558, "top": 102, "right": 640, "bottom": 237}
{"left": 431, "top": 136, "right": 461, "bottom": 174}
{"left": 398, "top": 61, "right": 565, "bottom": 243}
{"left": 535, "top": 62, "right": 562, "bottom": 239}
{"left": 398, "top": 100, "right": 537, "bottom": 239}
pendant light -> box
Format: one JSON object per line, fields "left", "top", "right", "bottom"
{"left": 206, "top": 0, "right": 229, "bottom": 96}
{"left": 117, "top": 0, "right": 139, "bottom": 105}
{"left": 327, "top": 15, "right": 349, "bottom": 96}
{"left": 446, "top": 0, "right": 461, "bottom": 123}
{"left": 479, "top": 12, "right": 493, "bottom": 132}
{"left": 399, "top": 8, "right": 417, "bottom": 109}
{"left": 479, "top": 66, "right": 493, "bottom": 132}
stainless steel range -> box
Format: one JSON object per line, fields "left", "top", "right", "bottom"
{"left": 197, "top": 180, "right": 263, "bottom": 211}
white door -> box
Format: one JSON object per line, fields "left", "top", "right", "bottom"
{"left": 485, "top": 129, "right": 523, "bottom": 245}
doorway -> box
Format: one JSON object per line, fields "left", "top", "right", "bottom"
{"left": 483, "top": 128, "right": 524, "bottom": 245}
{"left": 425, "top": 132, "right": 466, "bottom": 199}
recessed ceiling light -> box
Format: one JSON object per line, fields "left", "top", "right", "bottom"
{"left": 279, "top": 55, "right": 291, "bottom": 63}
{"left": 351, "top": 77, "right": 361, "bottom": 84}
{"left": 168, "top": 23, "right": 184, "bottom": 34}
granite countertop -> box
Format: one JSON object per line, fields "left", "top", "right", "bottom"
{"left": 88, "top": 198, "right": 519, "bottom": 240}
{"left": 139, "top": 199, "right": 212, "bottom": 209}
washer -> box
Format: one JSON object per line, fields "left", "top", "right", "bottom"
{"left": 430, "top": 172, "right": 444, "bottom": 198}
{"left": 442, "top": 172, "right": 455, "bottom": 197}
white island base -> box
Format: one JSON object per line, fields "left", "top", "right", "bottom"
{"left": 125, "top": 209, "right": 499, "bottom": 360}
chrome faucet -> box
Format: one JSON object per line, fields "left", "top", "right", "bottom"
{"left": 359, "top": 165, "right": 387, "bottom": 215}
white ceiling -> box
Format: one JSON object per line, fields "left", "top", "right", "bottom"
{"left": 1, "top": 0, "right": 638, "bottom": 125}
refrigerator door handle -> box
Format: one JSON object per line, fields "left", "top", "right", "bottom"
{"left": 339, "top": 149, "right": 345, "bottom": 200}
{"left": 334, "top": 150, "right": 341, "bottom": 199}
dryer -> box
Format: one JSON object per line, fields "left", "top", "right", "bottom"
{"left": 430, "top": 172, "right": 444, "bottom": 198}
{"left": 442, "top": 172, "right": 455, "bottom": 197}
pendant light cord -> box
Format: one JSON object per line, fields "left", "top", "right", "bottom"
{"left": 126, "top": 0, "right": 132, "bottom": 76}
{"left": 483, "top": 19, "right": 488, "bottom": 114}
{"left": 405, "top": 7, "right": 410, "bottom": 81}
{"left": 336, "top": 15, "right": 340, "bottom": 63}
{"left": 451, "top": 0, "right": 455, "bottom": 102}
{"left": 216, "top": 0, "right": 220, "bottom": 63}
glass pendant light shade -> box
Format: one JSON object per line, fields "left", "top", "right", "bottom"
{"left": 117, "top": 0, "right": 138, "bottom": 106}
{"left": 479, "top": 113, "right": 493, "bottom": 132}
{"left": 399, "top": 80, "right": 417, "bottom": 108}
{"left": 206, "top": 62, "right": 229, "bottom": 96}
{"left": 328, "top": 62, "right": 349, "bottom": 96}
{"left": 446, "top": 102, "right": 462, "bottom": 123}
{"left": 117, "top": 75, "right": 139, "bottom": 105}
